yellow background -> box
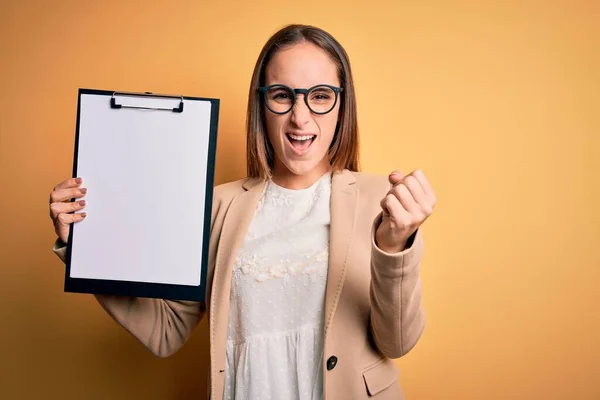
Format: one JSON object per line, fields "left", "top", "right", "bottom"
{"left": 1, "top": 0, "right": 598, "bottom": 399}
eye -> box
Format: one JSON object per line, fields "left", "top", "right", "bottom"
{"left": 272, "top": 92, "right": 291, "bottom": 100}
{"left": 267, "top": 87, "right": 294, "bottom": 103}
{"left": 309, "top": 88, "right": 334, "bottom": 102}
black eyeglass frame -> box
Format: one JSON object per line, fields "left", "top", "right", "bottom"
{"left": 258, "top": 84, "right": 344, "bottom": 115}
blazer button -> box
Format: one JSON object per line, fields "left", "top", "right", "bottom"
{"left": 326, "top": 356, "right": 338, "bottom": 371}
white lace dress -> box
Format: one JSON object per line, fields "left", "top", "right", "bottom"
{"left": 223, "top": 172, "right": 332, "bottom": 400}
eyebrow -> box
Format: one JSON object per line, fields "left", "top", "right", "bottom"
{"left": 264, "top": 82, "right": 341, "bottom": 88}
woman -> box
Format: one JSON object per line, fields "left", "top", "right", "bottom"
{"left": 49, "top": 24, "right": 436, "bottom": 400}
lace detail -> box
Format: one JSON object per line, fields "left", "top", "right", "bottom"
{"left": 266, "top": 189, "right": 294, "bottom": 207}
{"left": 233, "top": 247, "right": 329, "bottom": 283}
{"left": 256, "top": 173, "right": 330, "bottom": 211}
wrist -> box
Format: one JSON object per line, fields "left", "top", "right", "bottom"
{"left": 377, "top": 241, "right": 407, "bottom": 254}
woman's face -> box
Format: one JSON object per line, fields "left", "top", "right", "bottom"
{"left": 263, "top": 41, "right": 341, "bottom": 184}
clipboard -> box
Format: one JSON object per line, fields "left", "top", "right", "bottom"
{"left": 63, "top": 88, "right": 219, "bottom": 302}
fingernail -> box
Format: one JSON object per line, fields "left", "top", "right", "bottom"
{"left": 81, "top": 188, "right": 87, "bottom": 194}
{"left": 75, "top": 177, "right": 82, "bottom": 184}
{"left": 79, "top": 200, "right": 86, "bottom": 206}
{"left": 81, "top": 212, "right": 87, "bottom": 218}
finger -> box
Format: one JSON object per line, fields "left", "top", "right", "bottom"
{"left": 390, "top": 184, "right": 420, "bottom": 214}
{"left": 53, "top": 177, "right": 83, "bottom": 191}
{"left": 50, "top": 199, "right": 86, "bottom": 220}
{"left": 388, "top": 170, "right": 404, "bottom": 186}
{"left": 380, "top": 195, "right": 390, "bottom": 217}
{"left": 403, "top": 175, "right": 427, "bottom": 205}
{"left": 57, "top": 211, "right": 87, "bottom": 226}
{"left": 411, "top": 170, "right": 435, "bottom": 200}
{"left": 383, "top": 192, "right": 411, "bottom": 222}
{"left": 50, "top": 187, "right": 87, "bottom": 204}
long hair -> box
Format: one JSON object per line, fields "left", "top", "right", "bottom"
{"left": 246, "top": 24, "right": 360, "bottom": 179}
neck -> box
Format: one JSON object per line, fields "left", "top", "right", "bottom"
{"left": 271, "top": 160, "right": 332, "bottom": 190}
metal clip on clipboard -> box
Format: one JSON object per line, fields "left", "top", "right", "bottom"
{"left": 110, "top": 91, "right": 185, "bottom": 113}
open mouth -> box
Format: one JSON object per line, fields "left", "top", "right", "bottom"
{"left": 286, "top": 133, "right": 316, "bottom": 152}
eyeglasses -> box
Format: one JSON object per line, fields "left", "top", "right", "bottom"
{"left": 258, "top": 84, "right": 343, "bottom": 115}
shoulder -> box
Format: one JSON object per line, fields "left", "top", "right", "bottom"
{"left": 210, "top": 177, "right": 248, "bottom": 219}
{"left": 213, "top": 178, "right": 247, "bottom": 202}
{"left": 211, "top": 176, "right": 266, "bottom": 209}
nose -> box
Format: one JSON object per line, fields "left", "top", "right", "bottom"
{"left": 290, "top": 94, "right": 311, "bottom": 129}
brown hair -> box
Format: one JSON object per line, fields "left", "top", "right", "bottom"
{"left": 246, "top": 24, "right": 360, "bottom": 179}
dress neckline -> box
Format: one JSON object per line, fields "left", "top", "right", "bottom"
{"left": 268, "top": 171, "right": 332, "bottom": 194}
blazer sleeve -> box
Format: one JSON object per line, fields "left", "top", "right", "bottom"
{"left": 52, "top": 239, "right": 205, "bottom": 358}
{"left": 369, "top": 212, "right": 426, "bottom": 359}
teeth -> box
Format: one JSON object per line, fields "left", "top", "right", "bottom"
{"left": 288, "top": 134, "right": 315, "bottom": 141}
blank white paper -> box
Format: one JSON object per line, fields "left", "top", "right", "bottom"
{"left": 69, "top": 94, "right": 212, "bottom": 286}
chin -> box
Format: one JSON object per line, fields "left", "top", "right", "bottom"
{"left": 283, "top": 160, "right": 319, "bottom": 177}
{"left": 281, "top": 152, "right": 331, "bottom": 177}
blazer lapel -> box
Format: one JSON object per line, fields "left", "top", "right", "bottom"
{"left": 209, "top": 176, "right": 265, "bottom": 400}
{"left": 324, "top": 169, "right": 358, "bottom": 338}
